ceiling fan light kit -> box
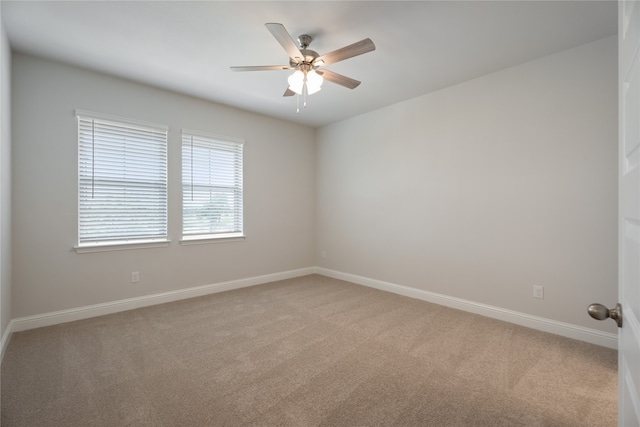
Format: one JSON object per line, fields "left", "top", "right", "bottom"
{"left": 288, "top": 68, "right": 322, "bottom": 95}
{"left": 231, "top": 23, "right": 375, "bottom": 114}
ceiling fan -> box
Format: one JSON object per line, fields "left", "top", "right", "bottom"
{"left": 231, "top": 23, "right": 375, "bottom": 110}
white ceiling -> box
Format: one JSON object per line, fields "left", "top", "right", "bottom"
{"left": 1, "top": 1, "right": 617, "bottom": 128}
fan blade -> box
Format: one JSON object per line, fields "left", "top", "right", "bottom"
{"left": 230, "top": 65, "right": 292, "bottom": 72}
{"left": 314, "top": 38, "right": 375, "bottom": 66}
{"left": 283, "top": 88, "right": 296, "bottom": 97}
{"left": 317, "top": 69, "right": 361, "bottom": 89}
{"left": 265, "top": 23, "right": 304, "bottom": 62}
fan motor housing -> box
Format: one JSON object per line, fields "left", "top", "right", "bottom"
{"left": 290, "top": 49, "right": 320, "bottom": 68}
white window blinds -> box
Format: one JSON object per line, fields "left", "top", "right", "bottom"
{"left": 77, "top": 111, "right": 168, "bottom": 246}
{"left": 182, "top": 130, "right": 243, "bottom": 239}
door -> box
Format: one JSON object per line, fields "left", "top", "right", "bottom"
{"left": 619, "top": 1, "right": 640, "bottom": 426}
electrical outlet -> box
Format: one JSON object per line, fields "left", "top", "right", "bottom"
{"left": 321, "top": 250, "right": 326, "bottom": 259}
{"left": 533, "top": 285, "right": 544, "bottom": 299}
{"left": 131, "top": 272, "right": 140, "bottom": 283}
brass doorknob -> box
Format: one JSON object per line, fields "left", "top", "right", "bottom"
{"left": 588, "top": 303, "right": 622, "bottom": 328}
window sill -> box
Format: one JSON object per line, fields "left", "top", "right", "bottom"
{"left": 74, "top": 239, "right": 171, "bottom": 254}
{"left": 180, "top": 234, "right": 246, "bottom": 245}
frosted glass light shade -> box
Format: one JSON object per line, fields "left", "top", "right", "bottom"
{"left": 287, "top": 70, "right": 304, "bottom": 95}
{"left": 306, "top": 70, "right": 323, "bottom": 95}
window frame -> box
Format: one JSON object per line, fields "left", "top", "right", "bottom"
{"left": 75, "top": 110, "right": 170, "bottom": 253}
{"left": 180, "top": 129, "right": 245, "bottom": 244}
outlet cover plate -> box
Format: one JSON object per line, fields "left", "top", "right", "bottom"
{"left": 533, "top": 285, "right": 544, "bottom": 299}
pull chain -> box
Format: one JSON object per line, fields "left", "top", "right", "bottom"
{"left": 303, "top": 74, "right": 308, "bottom": 108}
{"left": 294, "top": 72, "right": 311, "bottom": 114}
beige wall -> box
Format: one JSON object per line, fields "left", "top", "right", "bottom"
{"left": 7, "top": 35, "right": 618, "bottom": 339}
{"left": 316, "top": 36, "right": 618, "bottom": 333}
{"left": 1, "top": 13, "right": 12, "bottom": 345}
{"left": 10, "top": 54, "right": 316, "bottom": 318}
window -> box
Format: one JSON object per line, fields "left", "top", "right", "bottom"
{"left": 76, "top": 110, "right": 168, "bottom": 250}
{"left": 182, "top": 130, "right": 243, "bottom": 241}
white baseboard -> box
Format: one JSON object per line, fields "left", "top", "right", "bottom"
{"left": 315, "top": 267, "right": 618, "bottom": 349}
{"left": 2, "top": 266, "right": 617, "bottom": 357}
{"left": 9, "top": 267, "right": 316, "bottom": 335}
{"left": 1, "top": 319, "right": 12, "bottom": 361}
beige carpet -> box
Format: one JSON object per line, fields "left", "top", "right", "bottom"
{"left": 1, "top": 274, "right": 617, "bottom": 426}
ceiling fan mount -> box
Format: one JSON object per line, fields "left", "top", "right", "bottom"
{"left": 297, "top": 34, "right": 313, "bottom": 50}
{"left": 231, "top": 23, "right": 376, "bottom": 98}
